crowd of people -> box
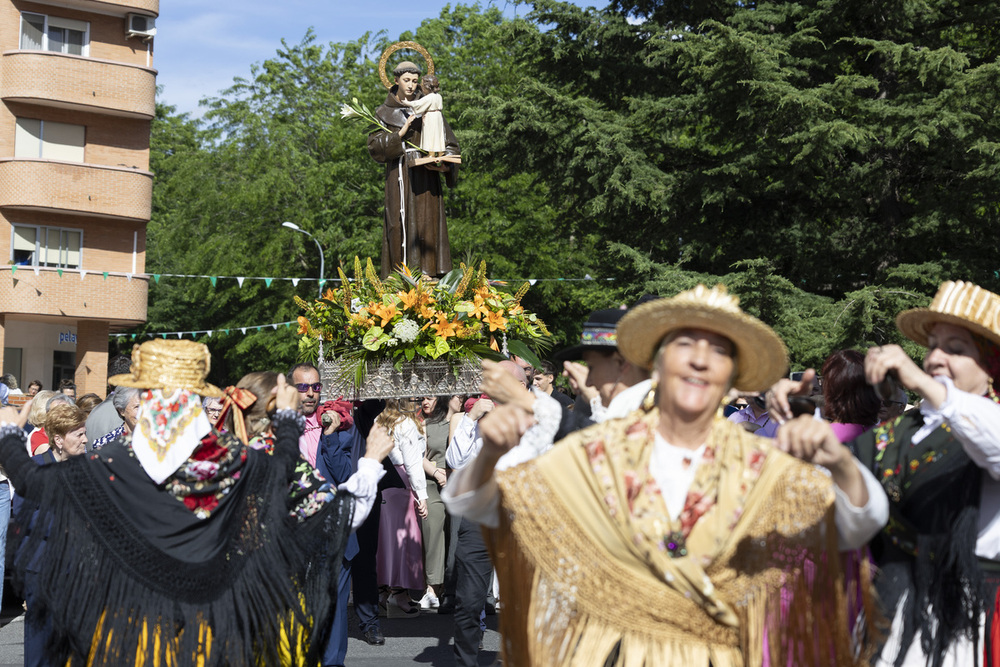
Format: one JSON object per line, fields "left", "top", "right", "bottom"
{"left": 0, "top": 277, "right": 999, "bottom": 665}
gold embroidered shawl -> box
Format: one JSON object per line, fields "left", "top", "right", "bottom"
{"left": 487, "top": 409, "right": 873, "bottom": 667}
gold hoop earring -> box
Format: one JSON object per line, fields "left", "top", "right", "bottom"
{"left": 642, "top": 380, "right": 658, "bottom": 411}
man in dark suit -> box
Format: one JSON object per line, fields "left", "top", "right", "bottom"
{"left": 316, "top": 411, "right": 360, "bottom": 667}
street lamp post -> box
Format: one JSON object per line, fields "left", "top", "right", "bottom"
{"left": 282, "top": 222, "right": 325, "bottom": 298}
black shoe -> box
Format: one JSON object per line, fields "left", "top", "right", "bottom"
{"left": 362, "top": 627, "right": 385, "bottom": 646}
{"left": 438, "top": 597, "right": 455, "bottom": 614}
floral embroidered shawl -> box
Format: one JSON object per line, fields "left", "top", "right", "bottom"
{"left": 487, "top": 408, "right": 875, "bottom": 667}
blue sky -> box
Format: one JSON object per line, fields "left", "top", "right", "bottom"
{"left": 155, "top": 1, "right": 599, "bottom": 118}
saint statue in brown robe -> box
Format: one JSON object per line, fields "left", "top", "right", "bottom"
{"left": 367, "top": 61, "right": 459, "bottom": 278}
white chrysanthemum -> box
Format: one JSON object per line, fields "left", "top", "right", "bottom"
{"left": 394, "top": 318, "right": 420, "bottom": 343}
{"left": 385, "top": 338, "right": 399, "bottom": 347}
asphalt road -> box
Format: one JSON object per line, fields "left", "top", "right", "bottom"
{"left": 0, "top": 594, "right": 502, "bottom": 666}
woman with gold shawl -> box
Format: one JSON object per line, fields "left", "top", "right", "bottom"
{"left": 445, "top": 285, "right": 888, "bottom": 666}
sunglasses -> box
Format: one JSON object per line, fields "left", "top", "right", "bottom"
{"left": 295, "top": 382, "right": 323, "bottom": 393}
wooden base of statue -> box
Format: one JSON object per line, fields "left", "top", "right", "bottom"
{"left": 412, "top": 154, "right": 462, "bottom": 166}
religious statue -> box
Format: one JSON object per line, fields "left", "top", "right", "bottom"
{"left": 367, "top": 42, "right": 460, "bottom": 279}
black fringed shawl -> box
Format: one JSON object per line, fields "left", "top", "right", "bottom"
{"left": 1, "top": 413, "right": 354, "bottom": 666}
{"left": 854, "top": 411, "right": 984, "bottom": 667}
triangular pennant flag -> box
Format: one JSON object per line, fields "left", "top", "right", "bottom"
{"left": 10, "top": 265, "right": 16, "bottom": 274}
{"left": 207, "top": 331, "right": 213, "bottom": 337}
{"left": 584, "top": 274, "right": 593, "bottom": 280}
{"left": 126, "top": 273, "right": 133, "bottom": 282}
{"left": 102, "top": 272, "right": 109, "bottom": 280}
{"left": 240, "top": 328, "right": 247, "bottom": 335}
{"left": 153, "top": 274, "right": 161, "bottom": 284}
{"left": 80, "top": 270, "right": 87, "bottom": 281}
{"left": 264, "top": 278, "right": 273, "bottom": 287}
{"left": 210, "top": 276, "right": 217, "bottom": 288}
{"left": 57, "top": 269, "right": 63, "bottom": 277}
{"left": 161, "top": 333, "right": 167, "bottom": 339}
{"left": 33, "top": 266, "right": 40, "bottom": 276}
{"left": 284, "top": 322, "right": 291, "bottom": 329}
{"left": 272, "top": 324, "right": 278, "bottom": 330}
{"left": 318, "top": 279, "right": 327, "bottom": 290}
{"left": 223, "top": 329, "right": 230, "bottom": 334}
{"left": 291, "top": 278, "right": 300, "bottom": 287}
{"left": 176, "top": 332, "right": 182, "bottom": 339}
{"left": 131, "top": 334, "right": 136, "bottom": 340}
{"left": 236, "top": 277, "right": 245, "bottom": 288}
{"left": 529, "top": 279, "right": 537, "bottom": 285}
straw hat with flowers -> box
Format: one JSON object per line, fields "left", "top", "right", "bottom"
{"left": 617, "top": 284, "right": 788, "bottom": 392}
{"left": 109, "top": 339, "right": 223, "bottom": 398}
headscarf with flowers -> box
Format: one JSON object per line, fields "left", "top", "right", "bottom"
{"left": 131, "top": 389, "right": 211, "bottom": 484}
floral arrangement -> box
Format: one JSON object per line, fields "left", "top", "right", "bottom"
{"left": 295, "top": 258, "right": 551, "bottom": 386}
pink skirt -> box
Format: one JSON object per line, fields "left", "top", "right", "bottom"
{"left": 376, "top": 464, "right": 425, "bottom": 589}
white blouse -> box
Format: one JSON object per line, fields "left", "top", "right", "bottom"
{"left": 917, "top": 376, "right": 1000, "bottom": 559}
{"left": 388, "top": 417, "right": 428, "bottom": 501}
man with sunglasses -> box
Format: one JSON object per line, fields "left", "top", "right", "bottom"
{"left": 289, "top": 363, "right": 324, "bottom": 466}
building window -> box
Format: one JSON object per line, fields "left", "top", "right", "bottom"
{"left": 14, "top": 118, "right": 85, "bottom": 163}
{"left": 20, "top": 12, "right": 89, "bottom": 56}
{"left": 10, "top": 224, "right": 83, "bottom": 269}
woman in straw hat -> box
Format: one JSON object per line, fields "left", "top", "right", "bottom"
{"left": 448, "top": 284, "right": 887, "bottom": 666}
{"left": 0, "top": 339, "right": 392, "bottom": 666}
{"left": 771, "top": 280, "right": 1000, "bottom": 667}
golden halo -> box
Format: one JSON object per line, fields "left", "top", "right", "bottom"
{"left": 379, "top": 41, "right": 435, "bottom": 90}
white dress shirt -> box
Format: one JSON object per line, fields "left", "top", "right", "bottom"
{"left": 339, "top": 457, "right": 385, "bottom": 530}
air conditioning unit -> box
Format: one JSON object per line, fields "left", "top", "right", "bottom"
{"left": 125, "top": 14, "right": 156, "bottom": 39}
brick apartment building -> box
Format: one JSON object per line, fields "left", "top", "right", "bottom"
{"left": 0, "top": 0, "right": 157, "bottom": 397}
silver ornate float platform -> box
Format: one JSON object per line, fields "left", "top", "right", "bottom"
{"left": 320, "top": 356, "right": 483, "bottom": 400}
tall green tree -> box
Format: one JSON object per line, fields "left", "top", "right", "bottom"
{"left": 476, "top": 0, "right": 1000, "bottom": 295}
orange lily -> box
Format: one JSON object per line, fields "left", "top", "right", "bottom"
{"left": 398, "top": 289, "right": 422, "bottom": 311}
{"left": 369, "top": 302, "right": 398, "bottom": 327}
{"left": 322, "top": 288, "right": 337, "bottom": 301}
{"left": 430, "top": 313, "right": 459, "bottom": 340}
{"left": 485, "top": 310, "right": 508, "bottom": 332}
{"left": 470, "top": 294, "right": 491, "bottom": 320}
{"left": 419, "top": 304, "right": 437, "bottom": 321}
{"left": 297, "top": 316, "right": 311, "bottom": 335}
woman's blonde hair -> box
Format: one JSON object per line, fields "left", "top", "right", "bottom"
{"left": 28, "top": 390, "right": 58, "bottom": 428}
{"left": 44, "top": 403, "right": 87, "bottom": 441}
{"left": 376, "top": 399, "right": 425, "bottom": 437}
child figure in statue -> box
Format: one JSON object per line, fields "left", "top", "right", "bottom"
{"left": 402, "top": 75, "right": 445, "bottom": 157}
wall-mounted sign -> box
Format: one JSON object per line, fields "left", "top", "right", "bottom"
{"left": 59, "top": 332, "right": 78, "bottom": 345}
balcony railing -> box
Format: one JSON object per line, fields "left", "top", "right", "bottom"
{"left": 0, "top": 159, "right": 152, "bottom": 221}
{"left": 0, "top": 267, "right": 148, "bottom": 324}
{"left": 1, "top": 50, "right": 156, "bottom": 119}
